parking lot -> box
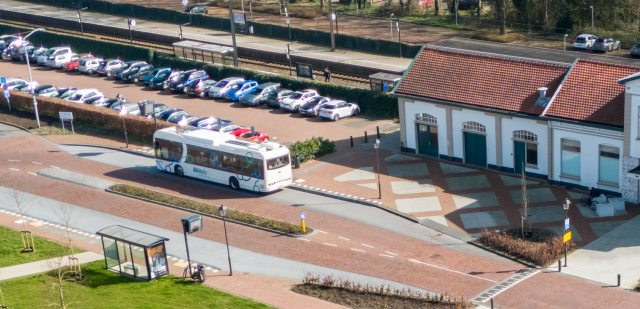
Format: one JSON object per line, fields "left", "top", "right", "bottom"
{"left": 0, "top": 60, "right": 394, "bottom": 145}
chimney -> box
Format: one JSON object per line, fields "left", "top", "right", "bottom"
{"left": 534, "top": 87, "right": 551, "bottom": 107}
{"left": 538, "top": 87, "right": 548, "bottom": 99}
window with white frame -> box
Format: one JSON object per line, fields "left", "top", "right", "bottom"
{"left": 463, "top": 121, "right": 486, "bottom": 133}
{"left": 599, "top": 145, "right": 620, "bottom": 185}
{"left": 561, "top": 139, "right": 581, "bottom": 178}
{"left": 416, "top": 113, "right": 437, "bottom": 124}
{"left": 514, "top": 130, "right": 537, "bottom": 142}
{"left": 514, "top": 131, "right": 538, "bottom": 167}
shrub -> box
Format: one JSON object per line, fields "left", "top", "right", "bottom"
{"left": 288, "top": 137, "right": 337, "bottom": 162}
{"left": 478, "top": 229, "right": 575, "bottom": 267}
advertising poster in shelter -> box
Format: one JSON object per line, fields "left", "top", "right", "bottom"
{"left": 148, "top": 244, "right": 168, "bottom": 279}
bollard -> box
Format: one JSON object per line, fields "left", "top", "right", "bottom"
{"left": 490, "top": 297, "right": 494, "bottom": 309}
{"left": 350, "top": 136, "right": 353, "bottom": 147}
{"left": 364, "top": 131, "right": 368, "bottom": 143}
{"left": 618, "top": 274, "right": 621, "bottom": 287}
{"left": 558, "top": 260, "right": 561, "bottom": 272}
{"left": 295, "top": 154, "right": 301, "bottom": 169}
{"left": 377, "top": 126, "right": 380, "bottom": 138}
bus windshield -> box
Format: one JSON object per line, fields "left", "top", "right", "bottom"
{"left": 267, "top": 155, "right": 289, "bottom": 170}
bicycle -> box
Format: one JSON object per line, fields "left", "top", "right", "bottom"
{"left": 182, "top": 265, "right": 206, "bottom": 283}
{"left": 580, "top": 187, "right": 600, "bottom": 211}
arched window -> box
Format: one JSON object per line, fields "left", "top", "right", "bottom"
{"left": 463, "top": 121, "right": 486, "bottom": 133}
{"left": 416, "top": 113, "right": 437, "bottom": 124}
{"left": 514, "top": 130, "right": 537, "bottom": 142}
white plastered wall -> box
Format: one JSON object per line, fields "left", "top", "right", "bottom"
{"left": 501, "top": 117, "right": 549, "bottom": 175}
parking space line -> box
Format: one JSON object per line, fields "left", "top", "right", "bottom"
{"left": 298, "top": 238, "right": 310, "bottom": 241}
{"left": 362, "top": 243, "right": 374, "bottom": 248}
{"left": 323, "top": 243, "right": 337, "bottom": 247}
{"left": 379, "top": 254, "right": 394, "bottom": 258}
{"left": 9, "top": 168, "right": 19, "bottom": 171}
{"left": 316, "top": 230, "right": 328, "bottom": 234}
{"left": 28, "top": 172, "right": 38, "bottom": 176}
{"left": 385, "top": 251, "right": 398, "bottom": 256}
{"left": 338, "top": 236, "right": 350, "bottom": 241}
{"left": 351, "top": 248, "right": 365, "bottom": 252}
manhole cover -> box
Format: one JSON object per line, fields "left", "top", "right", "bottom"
{"left": 430, "top": 254, "right": 441, "bottom": 259}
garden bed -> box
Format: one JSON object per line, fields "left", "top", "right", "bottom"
{"left": 292, "top": 273, "right": 471, "bottom": 309}
{"left": 108, "top": 184, "right": 312, "bottom": 236}
{"left": 477, "top": 229, "right": 575, "bottom": 267}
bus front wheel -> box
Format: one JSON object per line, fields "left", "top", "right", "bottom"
{"left": 175, "top": 165, "right": 184, "bottom": 177}
{"left": 229, "top": 177, "right": 240, "bottom": 190}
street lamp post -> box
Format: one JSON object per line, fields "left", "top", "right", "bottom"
{"left": 397, "top": 18, "right": 402, "bottom": 58}
{"left": 590, "top": 6, "right": 594, "bottom": 33}
{"left": 374, "top": 139, "right": 381, "bottom": 199}
{"left": 562, "top": 198, "right": 571, "bottom": 267}
{"left": 287, "top": 41, "right": 297, "bottom": 76}
{"left": 219, "top": 205, "right": 233, "bottom": 276}
{"left": 390, "top": 13, "right": 394, "bottom": 40}
{"left": 23, "top": 28, "right": 44, "bottom": 128}
{"left": 180, "top": 22, "right": 190, "bottom": 41}
{"left": 563, "top": 34, "right": 567, "bottom": 51}
{"left": 119, "top": 103, "right": 129, "bottom": 148}
{"left": 127, "top": 18, "right": 136, "bottom": 44}
{"left": 228, "top": 0, "right": 239, "bottom": 66}
{"left": 76, "top": 7, "right": 88, "bottom": 35}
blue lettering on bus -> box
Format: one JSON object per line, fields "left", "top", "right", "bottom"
{"left": 193, "top": 167, "right": 207, "bottom": 175}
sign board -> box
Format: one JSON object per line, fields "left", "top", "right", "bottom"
{"left": 234, "top": 12, "right": 247, "bottom": 33}
{"left": 564, "top": 218, "right": 570, "bottom": 231}
{"left": 0, "top": 76, "right": 5, "bottom": 84}
{"left": 563, "top": 231, "right": 572, "bottom": 243}
{"left": 59, "top": 112, "right": 73, "bottom": 120}
{"left": 3, "top": 91, "right": 9, "bottom": 99}
{"left": 2, "top": 83, "right": 7, "bottom": 91}
{"left": 148, "top": 243, "right": 168, "bottom": 279}
{"left": 383, "top": 83, "right": 389, "bottom": 91}
{"left": 300, "top": 213, "right": 305, "bottom": 220}
{"left": 286, "top": 18, "right": 290, "bottom": 25}
{"left": 182, "top": 215, "right": 203, "bottom": 234}
{"left": 296, "top": 63, "right": 313, "bottom": 79}
{"left": 138, "top": 100, "right": 154, "bottom": 117}
{"left": 182, "top": 0, "right": 188, "bottom": 5}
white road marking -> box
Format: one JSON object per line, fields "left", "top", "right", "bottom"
{"left": 323, "top": 243, "right": 337, "bottom": 247}
{"left": 338, "top": 236, "right": 350, "bottom": 241}
{"left": 298, "top": 238, "right": 310, "bottom": 241}
{"left": 362, "top": 244, "right": 374, "bottom": 248}
{"left": 9, "top": 168, "right": 19, "bottom": 171}
{"left": 51, "top": 166, "right": 60, "bottom": 169}
{"left": 8, "top": 160, "right": 20, "bottom": 162}
{"left": 409, "top": 259, "right": 497, "bottom": 283}
{"left": 32, "top": 162, "right": 42, "bottom": 164}
{"left": 351, "top": 248, "right": 365, "bottom": 252}
{"left": 205, "top": 267, "right": 212, "bottom": 270}
{"left": 385, "top": 251, "right": 398, "bottom": 256}
{"left": 379, "top": 254, "right": 394, "bottom": 258}
{"left": 28, "top": 172, "right": 37, "bottom": 176}
{"left": 316, "top": 230, "right": 328, "bottom": 234}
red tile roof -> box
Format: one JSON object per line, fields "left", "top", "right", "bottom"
{"left": 394, "top": 47, "right": 569, "bottom": 115}
{"left": 544, "top": 59, "right": 640, "bottom": 127}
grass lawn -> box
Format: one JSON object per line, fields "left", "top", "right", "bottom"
{"left": 0, "top": 226, "right": 84, "bottom": 268}
{"left": 0, "top": 261, "right": 274, "bottom": 308}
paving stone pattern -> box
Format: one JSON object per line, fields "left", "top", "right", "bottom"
{"left": 518, "top": 205, "right": 567, "bottom": 223}
{"left": 589, "top": 221, "right": 629, "bottom": 238}
{"left": 510, "top": 187, "right": 557, "bottom": 204}
{"left": 460, "top": 211, "right": 510, "bottom": 229}
{"left": 446, "top": 175, "right": 491, "bottom": 191}
{"left": 439, "top": 162, "right": 478, "bottom": 174}
{"left": 500, "top": 174, "right": 540, "bottom": 186}
{"left": 453, "top": 192, "right": 500, "bottom": 209}
{"left": 390, "top": 179, "right": 435, "bottom": 194}
{"left": 395, "top": 196, "right": 442, "bottom": 213}
{"left": 387, "top": 163, "right": 429, "bottom": 177}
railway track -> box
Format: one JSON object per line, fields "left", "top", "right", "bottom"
{"left": 2, "top": 18, "right": 370, "bottom": 88}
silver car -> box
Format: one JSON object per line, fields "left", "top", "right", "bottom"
{"left": 96, "top": 59, "right": 124, "bottom": 78}
{"left": 592, "top": 38, "right": 621, "bottom": 53}
{"left": 78, "top": 57, "right": 104, "bottom": 75}
{"left": 207, "top": 77, "right": 244, "bottom": 98}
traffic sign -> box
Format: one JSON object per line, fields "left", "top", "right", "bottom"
{"left": 0, "top": 76, "right": 5, "bottom": 84}
{"left": 564, "top": 218, "right": 570, "bottom": 231}
{"left": 182, "top": 0, "right": 188, "bottom": 5}
{"left": 59, "top": 112, "right": 73, "bottom": 120}
{"left": 2, "top": 83, "right": 8, "bottom": 91}
{"left": 3, "top": 91, "right": 9, "bottom": 99}
{"left": 563, "top": 231, "right": 572, "bottom": 243}
{"left": 300, "top": 213, "right": 305, "bottom": 220}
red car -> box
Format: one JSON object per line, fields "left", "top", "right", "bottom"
{"left": 63, "top": 54, "right": 92, "bottom": 72}
{"left": 230, "top": 128, "right": 270, "bottom": 142}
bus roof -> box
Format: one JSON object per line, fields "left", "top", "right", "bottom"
{"left": 154, "top": 127, "right": 287, "bottom": 155}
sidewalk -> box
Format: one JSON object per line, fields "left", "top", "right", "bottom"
{"left": 0, "top": 252, "right": 103, "bottom": 281}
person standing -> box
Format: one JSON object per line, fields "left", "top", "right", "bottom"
{"left": 324, "top": 68, "right": 331, "bottom": 82}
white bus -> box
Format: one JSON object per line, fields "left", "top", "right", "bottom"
{"left": 153, "top": 127, "right": 292, "bottom": 192}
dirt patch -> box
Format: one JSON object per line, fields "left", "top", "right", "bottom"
{"left": 471, "top": 31, "right": 526, "bottom": 43}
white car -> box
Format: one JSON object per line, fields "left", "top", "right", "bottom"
{"left": 208, "top": 77, "right": 244, "bottom": 98}
{"left": 46, "top": 48, "right": 75, "bottom": 69}
{"left": 574, "top": 34, "right": 597, "bottom": 50}
{"left": 66, "top": 89, "right": 104, "bottom": 104}
{"left": 318, "top": 100, "right": 360, "bottom": 121}
{"left": 280, "top": 90, "right": 318, "bottom": 112}
{"left": 3, "top": 78, "right": 27, "bottom": 90}
{"left": 40, "top": 47, "right": 72, "bottom": 67}
{"left": 78, "top": 57, "right": 103, "bottom": 75}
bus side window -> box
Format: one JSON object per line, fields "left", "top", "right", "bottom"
{"left": 170, "top": 142, "right": 183, "bottom": 161}
{"left": 209, "top": 152, "right": 218, "bottom": 167}
{"left": 155, "top": 139, "right": 171, "bottom": 161}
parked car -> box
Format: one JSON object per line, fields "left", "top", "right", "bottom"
{"left": 29, "top": 47, "right": 48, "bottom": 62}
{"left": 167, "top": 111, "right": 191, "bottom": 123}
{"left": 196, "top": 117, "right": 233, "bottom": 129}
{"left": 78, "top": 57, "right": 104, "bottom": 75}
{"left": 66, "top": 89, "right": 104, "bottom": 104}
{"left": 114, "top": 61, "right": 147, "bottom": 80}
{"left": 156, "top": 109, "right": 184, "bottom": 121}
{"left": 144, "top": 68, "right": 172, "bottom": 87}
{"left": 239, "top": 83, "right": 280, "bottom": 106}
{"left": 97, "top": 59, "right": 125, "bottom": 78}
{"left": 299, "top": 96, "right": 332, "bottom": 116}
{"left": 17, "top": 82, "right": 39, "bottom": 93}
{"left": 204, "top": 124, "right": 242, "bottom": 133}
{"left": 150, "top": 70, "right": 179, "bottom": 90}
{"left": 37, "top": 46, "right": 71, "bottom": 66}
{"left": 225, "top": 80, "right": 259, "bottom": 101}
{"left": 592, "top": 37, "right": 621, "bottom": 53}
{"left": 53, "top": 87, "right": 77, "bottom": 99}
{"left": 33, "top": 85, "right": 59, "bottom": 97}
{"left": 180, "top": 76, "right": 210, "bottom": 94}
{"left": 184, "top": 5, "right": 208, "bottom": 14}
{"left": 122, "top": 64, "right": 155, "bottom": 83}
{"left": 167, "top": 70, "right": 196, "bottom": 93}
{"left": 230, "top": 128, "right": 270, "bottom": 142}
{"left": 4, "top": 39, "right": 30, "bottom": 60}
{"left": 11, "top": 45, "right": 34, "bottom": 62}
{"left": 45, "top": 47, "right": 75, "bottom": 69}
{"left": 574, "top": 34, "right": 597, "bottom": 50}
{"left": 172, "top": 70, "right": 208, "bottom": 93}
{"left": 208, "top": 77, "right": 244, "bottom": 98}
{"left": 62, "top": 54, "right": 88, "bottom": 72}
{"left": 153, "top": 103, "right": 170, "bottom": 115}
{"left": 187, "top": 79, "right": 217, "bottom": 97}
{"left": 3, "top": 78, "right": 27, "bottom": 90}
{"left": 109, "top": 100, "right": 137, "bottom": 112}
{"left": 86, "top": 97, "right": 118, "bottom": 108}
{"left": 0, "top": 35, "right": 17, "bottom": 50}
{"left": 266, "top": 88, "right": 294, "bottom": 107}
{"left": 318, "top": 100, "right": 360, "bottom": 121}
{"left": 280, "top": 89, "right": 319, "bottom": 112}
{"left": 186, "top": 116, "right": 210, "bottom": 127}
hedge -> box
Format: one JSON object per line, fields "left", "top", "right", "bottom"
{"left": 154, "top": 55, "right": 398, "bottom": 118}
{"left": 0, "top": 91, "right": 170, "bottom": 140}
{"left": 288, "top": 137, "right": 337, "bottom": 162}
{"left": 17, "top": 0, "right": 421, "bottom": 58}
{"left": 0, "top": 23, "right": 154, "bottom": 63}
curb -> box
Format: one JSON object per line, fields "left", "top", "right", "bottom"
{"left": 467, "top": 240, "right": 542, "bottom": 269}
{"left": 287, "top": 184, "right": 474, "bottom": 242}
{"left": 0, "top": 120, "right": 34, "bottom": 134}
{"left": 105, "top": 188, "right": 315, "bottom": 238}
{"left": 60, "top": 143, "right": 154, "bottom": 159}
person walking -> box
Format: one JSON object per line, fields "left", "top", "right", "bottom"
{"left": 324, "top": 68, "right": 331, "bottom": 82}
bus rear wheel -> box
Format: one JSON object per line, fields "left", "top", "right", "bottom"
{"left": 175, "top": 165, "right": 184, "bottom": 177}
{"left": 229, "top": 177, "right": 240, "bottom": 190}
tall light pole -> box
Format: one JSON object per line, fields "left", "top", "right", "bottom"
{"left": 76, "top": 7, "right": 88, "bottom": 36}
{"left": 374, "top": 138, "right": 381, "bottom": 199}
{"left": 590, "top": 6, "right": 594, "bottom": 33}
{"left": 562, "top": 198, "right": 571, "bottom": 267}
{"left": 397, "top": 17, "right": 402, "bottom": 58}
{"left": 287, "top": 41, "right": 297, "bottom": 76}
{"left": 329, "top": 0, "right": 335, "bottom": 51}
{"left": 563, "top": 34, "right": 567, "bottom": 51}
{"left": 180, "top": 22, "right": 190, "bottom": 41}
{"left": 127, "top": 18, "right": 136, "bottom": 44}
{"left": 228, "top": 0, "right": 238, "bottom": 66}
{"left": 23, "top": 28, "right": 44, "bottom": 128}
{"left": 119, "top": 104, "right": 129, "bottom": 148}
{"left": 390, "top": 13, "right": 394, "bottom": 40}
{"left": 219, "top": 205, "right": 233, "bottom": 276}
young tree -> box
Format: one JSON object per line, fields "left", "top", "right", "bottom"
{"left": 1, "top": 173, "right": 35, "bottom": 252}
{"left": 46, "top": 246, "right": 73, "bottom": 309}
{"left": 520, "top": 162, "right": 530, "bottom": 239}
{"left": 52, "top": 203, "right": 83, "bottom": 280}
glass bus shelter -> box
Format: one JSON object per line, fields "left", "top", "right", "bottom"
{"left": 172, "top": 40, "right": 234, "bottom": 65}
{"left": 369, "top": 72, "right": 402, "bottom": 92}
{"left": 96, "top": 225, "right": 170, "bottom": 281}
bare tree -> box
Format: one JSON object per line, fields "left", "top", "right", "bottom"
{"left": 1, "top": 173, "right": 35, "bottom": 252}
{"left": 46, "top": 246, "right": 73, "bottom": 309}
{"left": 52, "top": 203, "right": 83, "bottom": 281}
{"left": 520, "top": 162, "right": 530, "bottom": 239}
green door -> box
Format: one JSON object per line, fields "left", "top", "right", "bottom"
{"left": 417, "top": 124, "right": 438, "bottom": 157}
{"left": 464, "top": 132, "right": 487, "bottom": 167}
{"left": 514, "top": 141, "right": 526, "bottom": 174}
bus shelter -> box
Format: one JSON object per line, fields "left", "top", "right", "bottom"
{"left": 172, "top": 41, "right": 234, "bottom": 65}
{"left": 369, "top": 72, "right": 402, "bottom": 92}
{"left": 97, "top": 225, "right": 170, "bottom": 281}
